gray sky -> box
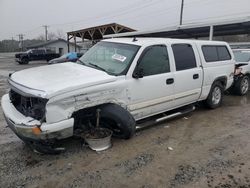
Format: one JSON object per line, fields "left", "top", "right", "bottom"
{"left": 0, "top": 0, "right": 250, "bottom": 40}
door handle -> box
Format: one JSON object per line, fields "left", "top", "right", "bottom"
{"left": 193, "top": 74, "right": 199, "bottom": 79}
{"left": 166, "top": 78, "right": 174, "bottom": 85}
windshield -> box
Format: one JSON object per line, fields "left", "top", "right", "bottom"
{"left": 78, "top": 41, "right": 140, "bottom": 75}
{"left": 233, "top": 51, "right": 250, "bottom": 62}
{"left": 25, "top": 49, "right": 32, "bottom": 53}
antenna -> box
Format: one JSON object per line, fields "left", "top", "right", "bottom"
{"left": 132, "top": 36, "right": 138, "bottom": 42}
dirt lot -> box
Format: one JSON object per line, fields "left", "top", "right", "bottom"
{"left": 0, "top": 55, "right": 250, "bottom": 188}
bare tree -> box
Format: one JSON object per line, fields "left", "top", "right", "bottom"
{"left": 56, "top": 29, "right": 66, "bottom": 39}
{"left": 47, "top": 32, "right": 57, "bottom": 40}
{"left": 36, "top": 34, "right": 45, "bottom": 41}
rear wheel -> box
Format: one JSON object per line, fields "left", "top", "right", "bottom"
{"left": 233, "top": 75, "right": 249, "bottom": 96}
{"left": 205, "top": 83, "right": 224, "bottom": 109}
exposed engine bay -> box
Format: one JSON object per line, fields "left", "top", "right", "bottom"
{"left": 9, "top": 89, "right": 47, "bottom": 121}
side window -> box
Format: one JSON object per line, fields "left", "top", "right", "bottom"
{"left": 202, "top": 46, "right": 218, "bottom": 62}
{"left": 137, "top": 45, "right": 170, "bottom": 76}
{"left": 31, "top": 50, "right": 37, "bottom": 54}
{"left": 35, "top": 50, "right": 44, "bottom": 54}
{"left": 202, "top": 45, "right": 231, "bottom": 62}
{"left": 172, "top": 44, "right": 197, "bottom": 71}
{"left": 217, "top": 46, "right": 231, "bottom": 61}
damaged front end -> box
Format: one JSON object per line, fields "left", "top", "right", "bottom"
{"left": 9, "top": 89, "right": 48, "bottom": 121}
{"left": 2, "top": 84, "right": 74, "bottom": 154}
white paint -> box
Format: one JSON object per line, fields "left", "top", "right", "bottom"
{"left": 10, "top": 62, "right": 117, "bottom": 98}
{"left": 1, "top": 38, "right": 235, "bottom": 140}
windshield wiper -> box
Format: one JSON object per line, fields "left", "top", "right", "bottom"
{"left": 89, "top": 63, "right": 107, "bottom": 72}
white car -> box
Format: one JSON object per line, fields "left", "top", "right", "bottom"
{"left": 231, "top": 49, "right": 250, "bottom": 95}
{"left": 1, "top": 38, "right": 235, "bottom": 153}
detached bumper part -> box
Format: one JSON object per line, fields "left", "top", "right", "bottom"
{"left": 1, "top": 94, "right": 74, "bottom": 142}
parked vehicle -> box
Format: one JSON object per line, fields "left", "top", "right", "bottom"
{"left": 2, "top": 38, "right": 235, "bottom": 153}
{"left": 231, "top": 49, "right": 250, "bottom": 95}
{"left": 15, "top": 48, "right": 60, "bottom": 64}
{"left": 48, "top": 52, "right": 83, "bottom": 64}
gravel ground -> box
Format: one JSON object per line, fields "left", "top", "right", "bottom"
{"left": 0, "top": 55, "right": 250, "bottom": 188}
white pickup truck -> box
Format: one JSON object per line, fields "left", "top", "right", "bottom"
{"left": 1, "top": 38, "right": 235, "bottom": 153}
{"left": 231, "top": 49, "right": 250, "bottom": 95}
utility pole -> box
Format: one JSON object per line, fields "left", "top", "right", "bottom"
{"left": 179, "top": 0, "right": 184, "bottom": 26}
{"left": 43, "top": 25, "right": 49, "bottom": 41}
{"left": 17, "top": 34, "right": 24, "bottom": 51}
{"left": 11, "top": 37, "right": 14, "bottom": 52}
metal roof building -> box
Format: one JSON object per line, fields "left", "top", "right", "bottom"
{"left": 105, "top": 16, "right": 250, "bottom": 40}
{"left": 67, "top": 23, "right": 135, "bottom": 52}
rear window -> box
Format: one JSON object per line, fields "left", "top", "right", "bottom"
{"left": 202, "top": 45, "right": 231, "bottom": 62}
{"left": 172, "top": 44, "right": 197, "bottom": 71}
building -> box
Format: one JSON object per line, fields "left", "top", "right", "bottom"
{"left": 105, "top": 16, "right": 250, "bottom": 41}
{"left": 27, "top": 38, "right": 81, "bottom": 55}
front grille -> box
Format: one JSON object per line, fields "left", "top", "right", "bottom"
{"left": 9, "top": 89, "right": 48, "bottom": 121}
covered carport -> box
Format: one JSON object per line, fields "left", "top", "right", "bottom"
{"left": 105, "top": 17, "right": 250, "bottom": 40}
{"left": 67, "top": 23, "right": 135, "bottom": 52}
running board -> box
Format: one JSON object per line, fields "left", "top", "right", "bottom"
{"left": 136, "top": 105, "right": 195, "bottom": 131}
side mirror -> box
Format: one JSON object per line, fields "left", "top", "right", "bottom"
{"left": 133, "top": 67, "right": 144, "bottom": 79}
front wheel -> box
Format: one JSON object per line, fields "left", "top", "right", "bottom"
{"left": 233, "top": 75, "right": 249, "bottom": 96}
{"left": 205, "top": 83, "right": 224, "bottom": 109}
{"left": 19, "top": 58, "right": 29, "bottom": 64}
{"left": 23, "top": 140, "right": 64, "bottom": 154}
{"left": 99, "top": 104, "right": 136, "bottom": 139}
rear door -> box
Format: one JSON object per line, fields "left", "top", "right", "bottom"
{"left": 171, "top": 43, "right": 203, "bottom": 107}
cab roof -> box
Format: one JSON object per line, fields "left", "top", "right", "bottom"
{"left": 103, "top": 37, "right": 229, "bottom": 47}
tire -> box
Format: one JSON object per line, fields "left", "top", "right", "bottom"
{"left": 205, "top": 82, "right": 224, "bottom": 109}
{"left": 233, "top": 75, "right": 249, "bottom": 96}
{"left": 98, "top": 104, "right": 136, "bottom": 139}
{"left": 20, "top": 58, "right": 29, "bottom": 64}
{"left": 23, "top": 140, "right": 64, "bottom": 155}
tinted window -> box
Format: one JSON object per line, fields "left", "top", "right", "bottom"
{"left": 137, "top": 45, "right": 170, "bottom": 76}
{"left": 37, "top": 50, "right": 45, "bottom": 54}
{"left": 217, "top": 46, "right": 231, "bottom": 61}
{"left": 32, "top": 49, "right": 44, "bottom": 54}
{"left": 172, "top": 44, "right": 197, "bottom": 71}
{"left": 202, "top": 46, "right": 218, "bottom": 62}
{"left": 202, "top": 45, "right": 231, "bottom": 62}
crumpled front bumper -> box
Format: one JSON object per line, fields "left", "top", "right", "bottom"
{"left": 1, "top": 94, "right": 74, "bottom": 142}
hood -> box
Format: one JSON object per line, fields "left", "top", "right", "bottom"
{"left": 10, "top": 62, "right": 117, "bottom": 98}
{"left": 15, "top": 52, "right": 26, "bottom": 58}
{"left": 235, "top": 61, "right": 249, "bottom": 68}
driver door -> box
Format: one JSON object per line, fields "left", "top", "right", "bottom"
{"left": 127, "top": 44, "right": 175, "bottom": 120}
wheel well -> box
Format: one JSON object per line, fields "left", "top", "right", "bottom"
{"left": 71, "top": 103, "right": 117, "bottom": 130}
{"left": 244, "top": 73, "right": 250, "bottom": 79}
{"left": 214, "top": 77, "right": 227, "bottom": 90}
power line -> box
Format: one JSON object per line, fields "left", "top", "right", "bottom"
{"left": 14, "top": 0, "right": 250, "bottom": 39}
{"left": 50, "top": 0, "right": 164, "bottom": 27}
